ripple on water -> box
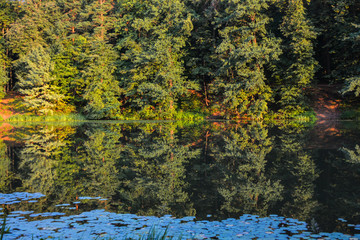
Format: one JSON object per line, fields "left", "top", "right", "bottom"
{"left": 0, "top": 192, "right": 358, "bottom": 239}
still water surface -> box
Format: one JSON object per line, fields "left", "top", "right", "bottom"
{"left": 0, "top": 120, "right": 360, "bottom": 239}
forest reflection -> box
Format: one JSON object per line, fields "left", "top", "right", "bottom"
{"left": 0, "top": 121, "right": 360, "bottom": 233}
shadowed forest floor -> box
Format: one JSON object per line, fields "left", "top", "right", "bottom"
{"left": 311, "top": 84, "right": 342, "bottom": 121}
{"left": 309, "top": 84, "right": 344, "bottom": 149}
{"left": 0, "top": 92, "right": 23, "bottom": 120}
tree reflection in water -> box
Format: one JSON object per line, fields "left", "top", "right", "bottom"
{"left": 0, "top": 121, "right": 359, "bottom": 234}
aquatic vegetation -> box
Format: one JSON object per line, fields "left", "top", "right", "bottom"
{"left": 0, "top": 213, "right": 10, "bottom": 240}
{"left": 1, "top": 191, "right": 359, "bottom": 240}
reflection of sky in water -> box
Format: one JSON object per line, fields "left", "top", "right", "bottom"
{"left": 1, "top": 193, "right": 359, "bottom": 239}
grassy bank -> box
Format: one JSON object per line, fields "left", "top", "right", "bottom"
{"left": 4, "top": 113, "right": 87, "bottom": 122}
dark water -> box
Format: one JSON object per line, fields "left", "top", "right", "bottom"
{"left": 1, "top": 120, "right": 360, "bottom": 239}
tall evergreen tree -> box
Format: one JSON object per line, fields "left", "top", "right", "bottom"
{"left": 116, "top": 0, "right": 195, "bottom": 119}
{"left": 73, "top": 0, "right": 121, "bottom": 119}
{"left": 0, "top": 0, "right": 20, "bottom": 92}
{"left": 335, "top": 0, "right": 360, "bottom": 96}
{"left": 184, "top": 0, "right": 219, "bottom": 108}
{"left": 16, "top": 46, "right": 65, "bottom": 115}
{"left": 7, "top": 0, "right": 59, "bottom": 56}
{"left": 57, "top": 0, "right": 83, "bottom": 41}
{"left": 310, "top": 0, "right": 360, "bottom": 95}
{"left": 82, "top": 40, "right": 121, "bottom": 119}
{"left": 81, "top": 0, "right": 116, "bottom": 41}
{"left": 211, "top": 0, "right": 281, "bottom": 119}
{"left": 342, "top": 24, "right": 360, "bottom": 96}
{"left": 0, "top": 54, "right": 8, "bottom": 98}
{"left": 275, "top": 0, "right": 318, "bottom": 116}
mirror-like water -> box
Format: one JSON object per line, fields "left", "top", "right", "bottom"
{"left": 1, "top": 120, "right": 360, "bottom": 239}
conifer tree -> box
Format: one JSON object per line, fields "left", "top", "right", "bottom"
{"left": 0, "top": 0, "right": 20, "bottom": 92}
{"left": 82, "top": 40, "right": 121, "bottom": 119}
{"left": 342, "top": 25, "right": 360, "bottom": 96}
{"left": 0, "top": 55, "right": 9, "bottom": 98}
{"left": 81, "top": 0, "right": 116, "bottom": 41}
{"left": 211, "top": 0, "right": 281, "bottom": 119}
{"left": 52, "top": 34, "right": 92, "bottom": 111}
{"left": 57, "top": 0, "right": 83, "bottom": 41}
{"left": 7, "top": 0, "right": 60, "bottom": 56}
{"left": 116, "top": 0, "right": 195, "bottom": 119}
{"left": 52, "top": 39, "right": 81, "bottom": 109}
{"left": 310, "top": 0, "right": 359, "bottom": 96}
{"left": 16, "top": 46, "right": 65, "bottom": 115}
{"left": 275, "top": 0, "right": 318, "bottom": 116}
{"left": 72, "top": 0, "right": 121, "bottom": 119}
{"left": 334, "top": 0, "right": 360, "bottom": 96}
{"left": 184, "top": 0, "right": 219, "bottom": 108}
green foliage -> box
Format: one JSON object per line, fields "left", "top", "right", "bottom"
{"left": 6, "top": 113, "right": 86, "bottom": 122}
{"left": 0, "top": 214, "right": 10, "bottom": 240}
{"left": 275, "top": 0, "right": 318, "bottom": 116}
{"left": 1, "top": 0, "right": 359, "bottom": 119}
{"left": 7, "top": 0, "right": 60, "bottom": 56}
{"left": 116, "top": 0, "right": 196, "bottom": 119}
{"left": 15, "top": 46, "right": 65, "bottom": 115}
{"left": 340, "top": 108, "right": 360, "bottom": 120}
{"left": 0, "top": 140, "right": 18, "bottom": 192}
{"left": 82, "top": 41, "right": 121, "bottom": 119}
{"left": 341, "top": 25, "right": 360, "bottom": 96}
{"left": 341, "top": 145, "right": 360, "bottom": 165}
{"left": 183, "top": 0, "right": 219, "bottom": 108}
{"left": 0, "top": 58, "right": 8, "bottom": 99}
{"left": 136, "top": 226, "right": 180, "bottom": 240}
{"left": 211, "top": 0, "right": 281, "bottom": 119}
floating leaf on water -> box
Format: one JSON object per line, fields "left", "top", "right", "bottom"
{"left": 55, "top": 204, "right": 71, "bottom": 207}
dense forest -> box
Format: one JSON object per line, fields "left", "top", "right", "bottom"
{"left": 0, "top": 0, "right": 359, "bottom": 120}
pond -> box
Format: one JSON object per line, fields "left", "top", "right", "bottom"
{"left": 0, "top": 120, "right": 360, "bottom": 239}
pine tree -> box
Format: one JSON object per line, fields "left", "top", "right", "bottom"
{"left": 0, "top": 53, "right": 9, "bottom": 98}
{"left": 184, "top": 0, "right": 219, "bottom": 108}
{"left": 116, "top": 0, "right": 195, "bottom": 119}
{"left": 57, "top": 0, "right": 83, "bottom": 41}
{"left": 51, "top": 34, "right": 93, "bottom": 112}
{"left": 336, "top": 0, "right": 360, "bottom": 97}
{"left": 7, "top": 0, "right": 60, "bottom": 56}
{"left": 80, "top": 0, "right": 116, "bottom": 41}
{"left": 275, "top": 0, "right": 318, "bottom": 116}
{"left": 82, "top": 40, "right": 121, "bottom": 119}
{"left": 211, "top": 0, "right": 281, "bottom": 119}
{"left": 342, "top": 24, "right": 360, "bottom": 96}
{"left": 0, "top": 0, "right": 20, "bottom": 92}
{"left": 70, "top": 0, "right": 121, "bottom": 119}
{"left": 310, "top": 0, "right": 360, "bottom": 96}
{"left": 16, "top": 46, "right": 65, "bottom": 115}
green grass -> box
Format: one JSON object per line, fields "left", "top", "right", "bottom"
{"left": 293, "top": 110, "right": 317, "bottom": 123}
{"left": 0, "top": 217, "right": 9, "bottom": 240}
{"left": 0, "top": 221, "right": 183, "bottom": 240}
{"left": 172, "top": 111, "right": 206, "bottom": 121}
{"left": 0, "top": 208, "right": 10, "bottom": 240}
{"left": 131, "top": 226, "right": 182, "bottom": 240}
{"left": 113, "top": 110, "right": 207, "bottom": 121}
{"left": 5, "top": 113, "right": 87, "bottom": 122}
{"left": 265, "top": 109, "right": 317, "bottom": 123}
